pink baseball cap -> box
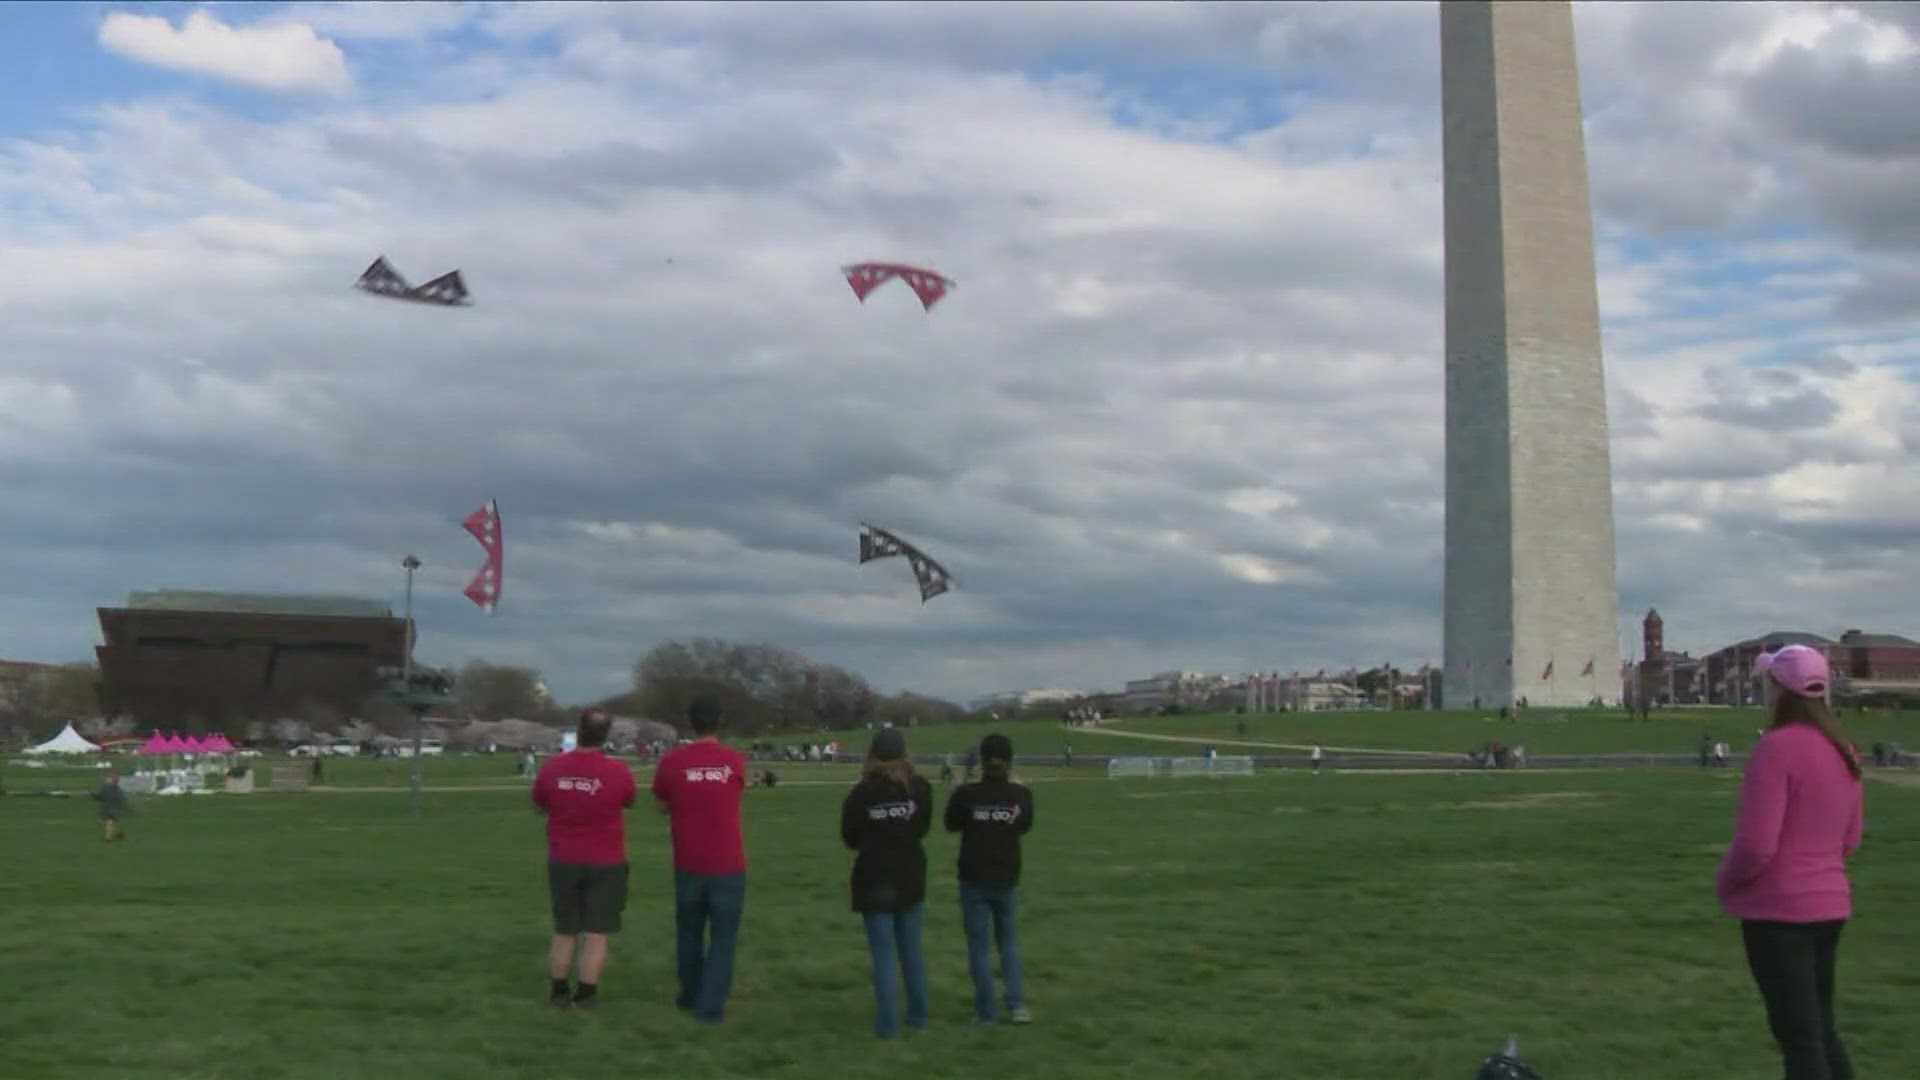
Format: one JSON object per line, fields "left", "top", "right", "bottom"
{"left": 1760, "top": 644, "right": 1828, "bottom": 698}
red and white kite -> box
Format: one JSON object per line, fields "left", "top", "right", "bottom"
{"left": 842, "top": 262, "right": 955, "bottom": 311}
{"left": 463, "top": 499, "right": 503, "bottom": 613}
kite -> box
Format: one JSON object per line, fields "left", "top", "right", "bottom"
{"left": 463, "top": 499, "right": 503, "bottom": 613}
{"left": 858, "top": 523, "right": 953, "bottom": 602}
{"left": 355, "top": 256, "right": 472, "bottom": 307}
{"left": 842, "top": 262, "right": 954, "bottom": 311}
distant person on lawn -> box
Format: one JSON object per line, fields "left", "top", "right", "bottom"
{"left": 93, "top": 773, "right": 130, "bottom": 842}
{"left": 1717, "top": 645, "right": 1864, "bottom": 1080}
{"left": 841, "top": 727, "right": 933, "bottom": 1038}
{"left": 944, "top": 733, "right": 1035, "bottom": 1025}
{"left": 653, "top": 695, "right": 749, "bottom": 1023}
{"left": 532, "top": 708, "right": 637, "bottom": 1010}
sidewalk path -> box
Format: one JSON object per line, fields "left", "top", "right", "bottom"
{"left": 1089, "top": 724, "right": 1453, "bottom": 757}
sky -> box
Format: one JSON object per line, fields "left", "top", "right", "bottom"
{"left": 2, "top": 2, "right": 1918, "bottom": 706}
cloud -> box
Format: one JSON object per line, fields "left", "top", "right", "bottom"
{"left": 4, "top": 1, "right": 1917, "bottom": 704}
{"left": 97, "top": 9, "right": 351, "bottom": 95}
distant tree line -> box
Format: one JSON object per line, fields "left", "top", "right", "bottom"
{"left": 0, "top": 639, "right": 974, "bottom": 741}
{"left": 602, "top": 638, "right": 967, "bottom": 736}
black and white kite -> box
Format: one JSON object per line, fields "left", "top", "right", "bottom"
{"left": 354, "top": 256, "right": 472, "bottom": 307}
{"left": 858, "top": 523, "right": 953, "bottom": 603}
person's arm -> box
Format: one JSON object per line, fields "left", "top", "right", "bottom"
{"left": 840, "top": 787, "right": 864, "bottom": 850}
{"left": 1716, "top": 737, "right": 1790, "bottom": 896}
{"left": 912, "top": 778, "right": 933, "bottom": 839}
{"left": 1844, "top": 781, "right": 1864, "bottom": 858}
{"left": 943, "top": 785, "right": 968, "bottom": 833}
{"left": 1017, "top": 784, "right": 1035, "bottom": 835}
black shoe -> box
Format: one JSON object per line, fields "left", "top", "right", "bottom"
{"left": 572, "top": 986, "right": 599, "bottom": 1011}
{"left": 550, "top": 987, "right": 573, "bottom": 1010}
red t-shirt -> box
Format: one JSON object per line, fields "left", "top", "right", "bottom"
{"left": 651, "top": 739, "right": 748, "bottom": 876}
{"left": 532, "top": 749, "right": 637, "bottom": 866}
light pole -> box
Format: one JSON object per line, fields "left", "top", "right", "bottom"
{"left": 402, "top": 554, "right": 423, "bottom": 815}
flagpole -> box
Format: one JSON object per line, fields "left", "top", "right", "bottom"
{"left": 403, "top": 554, "right": 422, "bottom": 817}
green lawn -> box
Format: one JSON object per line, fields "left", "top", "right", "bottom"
{"left": 1110, "top": 707, "right": 1920, "bottom": 755}
{"left": 4, "top": 766, "right": 1917, "bottom": 1079}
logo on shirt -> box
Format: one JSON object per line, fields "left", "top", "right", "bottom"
{"left": 556, "top": 776, "right": 603, "bottom": 795}
{"left": 868, "top": 799, "right": 918, "bottom": 821}
{"left": 971, "top": 804, "right": 1022, "bottom": 824}
{"left": 682, "top": 765, "right": 734, "bottom": 783}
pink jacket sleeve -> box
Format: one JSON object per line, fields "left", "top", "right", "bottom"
{"left": 1716, "top": 736, "right": 1788, "bottom": 898}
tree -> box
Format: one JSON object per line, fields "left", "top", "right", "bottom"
{"left": 31, "top": 663, "right": 100, "bottom": 719}
{"left": 633, "top": 639, "right": 813, "bottom": 734}
{"left": 630, "top": 639, "right": 964, "bottom": 735}
{"left": 456, "top": 661, "right": 549, "bottom": 721}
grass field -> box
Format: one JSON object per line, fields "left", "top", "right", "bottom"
{"left": 5, "top": 758, "right": 1919, "bottom": 1079}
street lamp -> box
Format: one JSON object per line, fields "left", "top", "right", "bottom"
{"left": 402, "top": 554, "right": 423, "bottom": 814}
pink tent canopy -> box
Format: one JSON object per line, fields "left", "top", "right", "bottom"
{"left": 137, "top": 732, "right": 170, "bottom": 756}
{"left": 161, "top": 734, "right": 189, "bottom": 753}
{"left": 181, "top": 735, "right": 208, "bottom": 753}
{"left": 202, "top": 734, "right": 235, "bottom": 753}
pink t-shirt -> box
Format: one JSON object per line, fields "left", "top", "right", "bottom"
{"left": 1716, "top": 723, "right": 1864, "bottom": 923}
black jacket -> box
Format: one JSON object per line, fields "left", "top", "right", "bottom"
{"left": 943, "top": 777, "right": 1033, "bottom": 887}
{"left": 841, "top": 773, "right": 934, "bottom": 913}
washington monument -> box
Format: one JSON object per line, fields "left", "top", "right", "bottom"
{"left": 1441, "top": 0, "right": 1620, "bottom": 708}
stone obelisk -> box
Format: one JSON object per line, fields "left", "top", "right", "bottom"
{"left": 1441, "top": 0, "right": 1620, "bottom": 709}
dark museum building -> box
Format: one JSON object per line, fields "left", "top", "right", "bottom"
{"left": 96, "top": 590, "right": 409, "bottom": 730}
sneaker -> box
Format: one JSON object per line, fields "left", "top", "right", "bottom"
{"left": 571, "top": 987, "right": 599, "bottom": 1011}
{"left": 550, "top": 989, "right": 573, "bottom": 1010}
{"left": 1008, "top": 1006, "right": 1033, "bottom": 1025}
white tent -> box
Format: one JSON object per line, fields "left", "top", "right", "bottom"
{"left": 23, "top": 722, "right": 103, "bottom": 755}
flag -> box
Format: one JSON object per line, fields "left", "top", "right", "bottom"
{"left": 463, "top": 499, "right": 503, "bottom": 613}
{"left": 1581, "top": 657, "right": 1595, "bottom": 677}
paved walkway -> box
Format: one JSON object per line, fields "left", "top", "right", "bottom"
{"left": 1090, "top": 723, "right": 1449, "bottom": 757}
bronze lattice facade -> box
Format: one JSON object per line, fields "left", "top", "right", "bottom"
{"left": 96, "top": 592, "right": 409, "bottom": 731}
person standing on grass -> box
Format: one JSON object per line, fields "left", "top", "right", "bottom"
{"left": 93, "top": 773, "right": 129, "bottom": 842}
{"left": 944, "top": 733, "right": 1034, "bottom": 1025}
{"left": 841, "top": 727, "right": 933, "bottom": 1038}
{"left": 652, "top": 695, "right": 749, "bottom": 1023}
{"left": 1717, "top": 644, "right": 1865, "bottom": 1080}
{"left": 531, "top": 708, "right": 637, "bottom": 1010}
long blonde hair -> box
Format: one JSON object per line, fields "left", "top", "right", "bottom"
{"left": 862, "top": 753, "right": 915, "bottom": 788}
{"left": 1772, "top": 690, "right": 1862, "bottom": 779}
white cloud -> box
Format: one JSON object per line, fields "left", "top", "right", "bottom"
{"left": 98, "top": 10, "right": 351, "bottom": 95}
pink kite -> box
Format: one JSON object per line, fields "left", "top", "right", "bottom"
{"left": 464, "top": 499, "right": 503, "bottom": 613}
{"left": 842, "top": 262, "right": 954, "bottom": 311}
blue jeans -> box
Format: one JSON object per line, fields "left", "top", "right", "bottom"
{"left": 960, "top": 884, "right": 1026, "bottom": 1020}
{"left": 674, "top": 871, "right": 746, "bottom": 1021}
{"left": 862, "top": 904, "right": 929, "bottom": 1038}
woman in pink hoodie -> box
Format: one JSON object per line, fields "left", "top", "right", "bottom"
{"left": 1716, "top": 644, "right": 1864, "bottom": 1080}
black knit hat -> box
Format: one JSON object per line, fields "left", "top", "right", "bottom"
{"left": 869, "top": 727, "right": 908, "bottom": 761}
{"left": 979, "top": 733, "right": 1013, "bottom": 761}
